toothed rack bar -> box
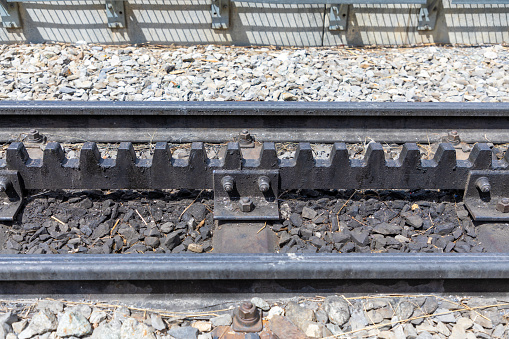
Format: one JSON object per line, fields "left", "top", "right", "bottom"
{"left": 0, "top": 141, "right": 500, "bottom": 190}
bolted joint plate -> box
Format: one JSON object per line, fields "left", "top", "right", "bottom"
{"left": 0, "top": 170, "right": 23, "bottom": 221}
{"left": 213, "top": 169, "right": 279, "bottom": 220}
{"left": 464, "top": 170, "right": 509, "bottom": 222}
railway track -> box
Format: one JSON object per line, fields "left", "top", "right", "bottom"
{"left": 1, "top": 101, "right": 509, "bottom": 338}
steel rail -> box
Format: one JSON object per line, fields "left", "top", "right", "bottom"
{"left": 1, "top": 101, "right": 509, "bottom": 143}
{"left": 0, "top": 253, "right": 508, "bottom": 280}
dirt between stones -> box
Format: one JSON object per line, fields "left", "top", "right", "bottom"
{"left": 0, "top": 188, "right": 485, "bottom": 255}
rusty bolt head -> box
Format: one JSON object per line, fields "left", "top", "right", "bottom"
{"left": 497, "top": 198, "right": 509, "bottom": 213}
{"left": 239, "top": 197, "right": 253, "bottom": 212}
{"left": 238, "top": 302, "right": 257, "bottom": 320}
{"left": 446, "top": 130, "right": 461, "bottom": 145}
{"left": 27, "top": 129, "right": 44, "bottom": 143}
{"left": 239, "top": 130, "right": 254, "bottom": 147}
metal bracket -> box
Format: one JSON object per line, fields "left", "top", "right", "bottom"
{"left": 213, "top": 169, "right": 279, "bottom": 220}
{"left": 0, "top": 170, "right": 23, "bottom": 221}
{"left": 106, "top": 0, "right": 125, "bottom": 29}
{"left": 417, "top": 0, "right": 439, "bottom": 31}
{"left": 329, "top": 4, "right": 349, "bottom": 31}
{"left": 464, "top": 170, "right": 509, "bottom": 222}
{"left": 211, "top": 0, "right": 229, "bottom": 30}
{"left": 0, "top": 0, "right": 21, "bottom": 29}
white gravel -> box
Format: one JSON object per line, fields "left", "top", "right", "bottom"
{"left": 0, "top": 43, "right": 508, "bottom": 102}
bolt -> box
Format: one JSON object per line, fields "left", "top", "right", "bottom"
{"left": 232, "top": 300, "right": 262, "bottom": 332}
{"left": 238, "top": 302, "right": 257, "bottom": 321}
{"left": 107, "top": 3, "right": 113, "bottom": 9}
{"left": 475, "top": 177, "right": 491, "bottom": 193}
{"left": 27, "top": 129, "right": 44, "bottom": 143}
{"left": 446, "top": 130, "right": 461, "bottom": 145}
{"left": 239, "top": 129, "right": 254, "bottom": 147}
{"left": 239, "top": 197, "right": 253, "bottom": 212}
{"left": 497, "top": 198, "right": 509, "bottom": 213}
{"left": 221, "top": 176, "right": 234, "bottom": 192}
{"left": 258, "top": 176, "right": 270, "bottom": 193}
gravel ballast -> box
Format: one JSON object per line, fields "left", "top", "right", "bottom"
{"left": 0, "top": 295, "right": 508, "bottom": 339}
{"left": 0, "top": 44, "right": 508, "bottom": 102}
{"left": 0, "top": 187, "right": 484, "bottom": 255}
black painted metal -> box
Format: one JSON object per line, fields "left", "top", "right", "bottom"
{"left": 1, "top": 253, "right": 509, "bottom": 280}
{"left": 2, "top": 101, "right": 509, "bottom": 143}
{"left": 0, "top": 141, "right": 501, "bottom": 190}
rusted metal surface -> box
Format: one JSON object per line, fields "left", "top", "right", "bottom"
{"left": 212, "top": 222, "right": 277, "bottom": 253}
{"left": 267, "top": 315, "right": 308, "bottom": 339}
{"left": 211, "top": 326, "right": 277, "bottom": 339}
{"left": 232, "top": 301, "right": 263, "bottom": 332}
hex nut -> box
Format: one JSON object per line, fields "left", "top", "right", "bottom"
{"left": 239, "top": 197, "right": 253, "bottom": 212}
{"left": 445, "top": 130, "right": 461, "bottom": 145}
{"left": 238, "top": 302, "right": 257, "bottom": 320}
{"left": 497, "top": 198, "right": 509, "bottom": 213}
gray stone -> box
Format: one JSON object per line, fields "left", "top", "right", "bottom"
{"left": 12, "top": 319, "right": 27, "bottom": 334}
{"left": 350, "top": 228, "right": 370, "bottom": 246}
{"left": 434, "top": 308, "right": 456, "bottom": 323}
{"left": 150, "top": 314, "right": 166, "bottom": 331}
{"left": 323, "top": 296, "right": 350, "bottom": 326}
{"left": 112, "top": 307, "right": 131, "bottom": 323}
{"left": 89, "top": 309, "right": 108, "bottom": 324}
{"left": 404, "top": 214, "right": 423, "bottom": 229}
{"left": 422, "top": 297, "right": 439, "bottom": 314}
{"left": 416, "top": 331, "right": 433, "bottom": 339}
{"left": 349, "top": 308, "right": 368, "bottom": 331}
{"left": 120, "top": 318, "right": 155, "bottom": 339}
{"left": 302, "top": 321, "right": 332, "bottom": 338}
{"left": 467, "top": 297, "right": 497, "bottom": 308}
{"left": 160, "top": 222, "right": 174, "bottom": 233}
{"left": 363, "top": 299, "right": 389, "bottom": 311}
{"left": 56, "top": 311, "right": 92, "bottom": 337}
{"left": 314, "top": 308, "right": 328, "bottom": 324}
{"left": 492, "top": 324, "right": 506, "bottom": 337}
{"left": 289, "top": 213, "right": 303, "bottom": 227}
{"left": 59, "top": 86, "right": 76, "bottom": 94}
{"left": 91, "top": 322, "right": 121, "bottom": 339}
{"left": 167, "top": 326, "right": 199, "bottom": 339}
{"left": 210, "top": 314, "right": 232, "bottom": 327}
{"left": 18, "top": 309, "right": 58, "bottom": 339}
{"left": 302, "top": 206, "right": 318, "bottom": 220}
{"left": 365, "top": 310, "right": 384, "bottom": 324}
{"left": 396, "top": 301, "right": 415, "bottom": 320}
{"left": 285, "top": 301, "right": 315, "bottom": 330}
{"left": 36, "top": 300, "right": 64, "bottom": 314}
{"left": 65, "top": 304, "right": 92, "bottom": 319}
{"left": 0, "top": 312, "right": 17, "bottom": 326}
{"left": 372, "top": 223, "right": 402, "bottom": 235}
{"left": 251, "top": 297, "right": 270, "bottom": 311}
